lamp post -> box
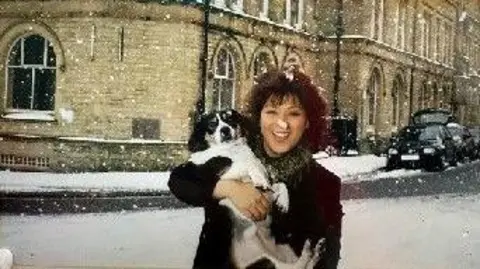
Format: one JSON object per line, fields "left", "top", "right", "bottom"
{"left": 332, "top": 0, "right": 344, "bottom": 117}
{"left": 196, "top": 0, "right": 211, "bottom": 117}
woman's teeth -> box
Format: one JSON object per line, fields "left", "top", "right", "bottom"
{"left": 273, "top": 131, "right": 288, "bottom": 138}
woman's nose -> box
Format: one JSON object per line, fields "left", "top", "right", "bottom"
{"left": 276, "top": 118, "right": 288, "bottom": 129}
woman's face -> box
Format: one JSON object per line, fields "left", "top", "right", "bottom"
{"left": 260, "top": 94, "right": 309, "bottom": 157}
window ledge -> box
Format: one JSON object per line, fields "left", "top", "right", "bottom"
{"left": 2, "top": 111, "right": 55, "bottom": 122}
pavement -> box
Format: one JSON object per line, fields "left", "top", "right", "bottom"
{"left": 2, "top": 160, "right": 480, "bottom": 215}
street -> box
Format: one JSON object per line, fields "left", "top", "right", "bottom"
{"left": 1, "top": 193, "right": 479, "bottom": 269}
{"left": 1, "top": 161, "right": 480, "bottom": 268}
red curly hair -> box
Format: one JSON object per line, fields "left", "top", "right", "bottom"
{"left": 245, "top": 68, "right": 332, "bottom": 152}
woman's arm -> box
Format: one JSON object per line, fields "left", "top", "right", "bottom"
{"left": 168, "top": 157, "right": 271, "bottom": 219}
{"left": 168, "top": 157, "right": 232, "bottom": 207}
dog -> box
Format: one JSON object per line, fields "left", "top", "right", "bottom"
{"left": 187, "top": 109, "right": 324, "bottom": 269}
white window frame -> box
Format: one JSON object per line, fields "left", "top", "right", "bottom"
{"left": 366, "top": 70, "right": 380, "bottom": 126}
{"left": 392, "top": 78, "right": 402, "bottom": 126}
{"left": 259, "top": 0, "right": 269, "bottom": 20}
{"left": 423, "top": 11, "right": 431, "bottom": 59}
{"left": 434, "top": 17, "right": 441, "bottom": 62}
{"left": 4, "top": 34, "right": 56, "bottom": 121}
{"left": 212, "top": 48, "right": 236, "bottom": 111}
{"left": 284, "top": 0, "right": 304, "bottom": 29}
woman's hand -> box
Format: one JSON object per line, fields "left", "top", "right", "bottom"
{"left": 213, "top": 180, "right": 271, "bottom": 221}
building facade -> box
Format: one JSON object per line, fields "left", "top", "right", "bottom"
{"left": 317, "top": 0, "right": 480, "bottom": 151}
{"left": 0, "top": 0, "right": 327, "bottom": 171}
{"left": 0, "top": 0, "right": 478, "bottom": 171}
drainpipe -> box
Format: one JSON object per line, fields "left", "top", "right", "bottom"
{"left": 332, "top": 0, "right": 344, "bottom": 117}
{"left": 196, "top": 0, "right": 211, "bottom": 117}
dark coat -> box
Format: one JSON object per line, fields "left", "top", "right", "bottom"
{"left": 168, "top": 157, "right": 343, "bottom": 269}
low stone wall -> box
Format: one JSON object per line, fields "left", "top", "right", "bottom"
{"left": 0, "top": 135, "right": 189, "bottom": 172}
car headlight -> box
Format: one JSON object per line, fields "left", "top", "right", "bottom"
{"left": 388, "top": 148, "right": 398, "bottom": 155}
{"left": 423, "top": 147, "right": 436, "bottom": 154}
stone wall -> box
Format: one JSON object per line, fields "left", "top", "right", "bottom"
{"left": 0, "top": 135, "right": 188, "bottom": 172}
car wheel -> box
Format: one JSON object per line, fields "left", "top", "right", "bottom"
{"left": 386, "top": 159, "right": 397, "bottom": 171}
{"left": 449, "top": 154, "right": 457, "bottom": 166}
{"left": 438, "top": 155, "right": 447, "bottom": 171}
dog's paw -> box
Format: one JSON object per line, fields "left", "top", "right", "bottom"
{"left": 305, "top": 238, "right": 326, "bottom": 269}
{"left": 292, "top": 239, "right": 313, "bottom": 269}
{"left": 271, "top": 183, "right": 289, "bottom": 212}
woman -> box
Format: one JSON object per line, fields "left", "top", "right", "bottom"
{"left": 168, "top": 68, "right": 343, "bottom": 269}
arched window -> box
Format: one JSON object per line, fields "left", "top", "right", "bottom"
{"left": 253, "top": 52, "right": 272, "bottom": 82}
{"left": 6, "top": 34, "right": 56, "bottom": 112}
{"left": 367, "top": 69, "right": 380, "bottom": 126}
{"left": 392, "top": 76, "right": 403, "bottom": 126}
{"left": 212, "top": 48, "right": 236, "bottom": 111}
{"left": 418, "top": 81, "right": 431, "bottom": 108}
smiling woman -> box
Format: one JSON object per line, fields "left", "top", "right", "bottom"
{"left": 168, "top": 68, "right": 343, "bottom": 269}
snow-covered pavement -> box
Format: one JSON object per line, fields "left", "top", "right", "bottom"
{"left": 2, "top": 193, "right": 479, "bottom": 269}
{"left": 0, "top": 154, "right": 395, "bottom": 194}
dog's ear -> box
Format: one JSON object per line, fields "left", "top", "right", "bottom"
{"left": 230, "top": 109, "right": 254, "bottom": 138}
{"left": 188, "top": 115, "right": 209, "bottom": 152}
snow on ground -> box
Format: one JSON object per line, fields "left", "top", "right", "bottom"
{"left": 0, "top": 154, "right": 390, "bottom": 193}
{"left": 1, "top": 193, "right": 479, "bottom": 269}
{"left": 0, "top": 171, "right": 171, "bottom": 193}
{"left": 316, "top": 154, "right": 387, "bottom": 180}
{"left": 342, "top": 193, "right": 480, "bottom": 269}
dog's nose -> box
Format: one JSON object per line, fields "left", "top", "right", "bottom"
{"left": 220, "top": 127, "right": 232, "bottom": 140}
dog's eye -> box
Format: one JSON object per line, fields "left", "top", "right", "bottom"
{"left": 222, "top": 111, "right": 234, "bottom": 121}
{"left": 208, "top": 120, "right": 217, "bottom": 130}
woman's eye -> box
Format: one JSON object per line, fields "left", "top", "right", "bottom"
{"left": 264, "top": 110, "right": 277, "bottom": 115}
{"left": 289, "top": 111, "right": 303, "bottom": 117}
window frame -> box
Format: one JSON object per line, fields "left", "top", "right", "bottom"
{"left": 211, "top": 48, "right": 236, "bottom": 111}
{"left": 285, "top": 0, "right": 304, "bottom": 29}
{"left": 4, "top": 34, "right": 57, "bottom": 121}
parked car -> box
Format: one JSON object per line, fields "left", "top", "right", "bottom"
{"left": 446, "top": 122, "right": 478, "bottom": 161}
{"left": 386, "top": 123, "right": 457, "bottom": 171}
{"left": 411, "top": 108, "right": 455, "bottom": 125}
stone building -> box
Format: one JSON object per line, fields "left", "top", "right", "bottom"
{"left": 317, "top": 0, "right": 480, "bottom": 151}
{"left": 0, "top": 0, "right": 478, "bottom": 171}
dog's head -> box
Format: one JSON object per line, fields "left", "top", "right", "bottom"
{"left": 188, "top": 109, "right": 245, "bottom": 152}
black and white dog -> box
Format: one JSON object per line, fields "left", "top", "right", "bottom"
{"left": 188, "top": 109, "right": 324, "bottom": 269}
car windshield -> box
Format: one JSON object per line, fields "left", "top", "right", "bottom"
{"left": 399, "top": 125, "right": 441, "bottom": 141}
{"left": 412, "top": 112, "right": 451, "bottom": 125}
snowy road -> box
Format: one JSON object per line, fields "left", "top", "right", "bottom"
{"left": 2, "top": 193, "right": 479, "bottom": 269}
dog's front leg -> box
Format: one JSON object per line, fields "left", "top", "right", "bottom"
{"left": 247, "top": 156, "right": 270, "bottom": 190}
{"left": 271, "top": 183, "right": 289, "bottom": 213}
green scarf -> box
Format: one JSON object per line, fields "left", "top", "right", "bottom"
{"left": 249, "top": 135, "right": 312, "bottom": 185}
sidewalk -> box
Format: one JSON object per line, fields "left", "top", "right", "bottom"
{"left": 0, "top": 154, "right": 389, "bottom": 195}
